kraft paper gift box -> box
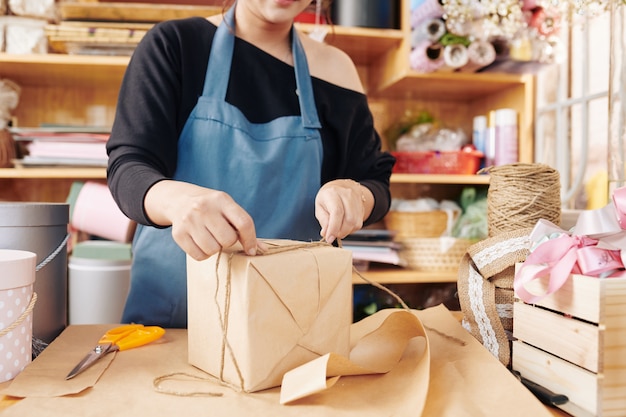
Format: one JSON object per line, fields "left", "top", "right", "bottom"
{"left": 187, "top": 239, "right": 353, "bottom": 392}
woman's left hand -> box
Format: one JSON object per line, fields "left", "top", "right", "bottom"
{"left": 315, "top": 179, "right": 373, "bottom": 244}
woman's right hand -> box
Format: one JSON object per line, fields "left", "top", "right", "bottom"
{"left": 143, "top": 180, "right": 259, "bottom": 260}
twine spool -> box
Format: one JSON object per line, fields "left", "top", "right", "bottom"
{"left": 486, "top": 163, "right": 561, "bottom": 237}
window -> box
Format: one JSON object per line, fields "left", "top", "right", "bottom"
{"left": 534, "top": 10, "right": 612, "bottom": 209}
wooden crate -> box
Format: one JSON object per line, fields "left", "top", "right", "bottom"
{"left": 512, "top": 273, "right": 626, "bottom": 417}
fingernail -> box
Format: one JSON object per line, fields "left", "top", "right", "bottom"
{"left": 247, "top": 247, "right": 257, "bottom": 256}
{"left": 326, "top": 235, "right": 336, "bottom": 244}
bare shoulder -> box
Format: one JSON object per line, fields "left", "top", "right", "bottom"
{"left": 298, "top": 32, "right": 364, "bottom": 93}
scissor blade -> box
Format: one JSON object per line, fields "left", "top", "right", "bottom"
{"left": 65, "top": 343, "right": 114, "bottom": 380}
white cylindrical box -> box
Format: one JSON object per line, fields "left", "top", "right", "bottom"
{"left": 68, "top": 241, "right": 131, "bottom": 325}
{"left": 0, "top": 249, "right": 36, "bottom": 383}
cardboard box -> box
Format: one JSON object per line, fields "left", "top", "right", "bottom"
{"left": 187, "top": 240, "right": 353, "bottom": 393}
{"left": 513, "top": 273, "right": 626, "bottom": 417}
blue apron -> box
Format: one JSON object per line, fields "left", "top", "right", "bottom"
{"left": 122, "top": 8, "right": 323, "bottom": 327}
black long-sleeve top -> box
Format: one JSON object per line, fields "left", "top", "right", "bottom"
{"left": 107, "top": 17, "right": 395, "bottom": 227}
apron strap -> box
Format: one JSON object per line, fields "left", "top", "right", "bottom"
{"left": 203, "top": 4, "right": 321, "bottom": 130}
{"left": 292, "top": 31, "right": 321, "bottom": 129}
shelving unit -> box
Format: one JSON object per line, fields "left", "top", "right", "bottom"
{"left": 0, "top": 0, "right": 534, "bottom": 284}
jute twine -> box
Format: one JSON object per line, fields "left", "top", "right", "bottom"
{"left": 483, "top": 163, "right": 561, "bottom": 237}
{"left": 0, "top": 292, "right": 36, "bottom": 338}
{"left": 458, "top": 162, "right": 559, "bottom": 366}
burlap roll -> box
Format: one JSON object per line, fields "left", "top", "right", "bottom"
{"left": 458, "top": 163, "right": 561, "bottom": 366}
{"left": 457, "top": 228, "right": 532, "bottom": 366}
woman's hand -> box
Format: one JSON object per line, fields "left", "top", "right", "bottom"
{"left": 315, "top": 179, "right": 374, "bottom": 244}
{"left": 143, "top": 180, "right": 258, "bottom": 260}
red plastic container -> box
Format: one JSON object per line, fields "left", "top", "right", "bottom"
{"left": 391, "top": 150, "right": 483, "bottom": 174}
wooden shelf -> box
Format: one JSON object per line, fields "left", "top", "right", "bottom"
{"left": 0, "top": 24, "right": 402, "bottom": 89}
{"left": 353, "top": 268, "right": 457, "bottom": 284}
{"left": 58, "top": 2, "right": 222, "bottom": 23}
{"left": 0, "top": 167, "right": 106, "bottom": 179}
{"left": 391, "top": 174, "right": 490, "bottom": 185}
{"left": 0, "top": 53, "right": 129, "bottom": 89}
{"left": 374, "top": 70, "right": 535, "bottom": 102}
{"left": 4, "top": 52, "right": 521, "bottom": 94}
{"left": 297, "top": 24, "right": 404, "bottom": 66}
{"left": 0, "top": 168, "right": 490, "bottom": 184}
{"left": 5, "top": 48, "right": 520, "bottom": 96}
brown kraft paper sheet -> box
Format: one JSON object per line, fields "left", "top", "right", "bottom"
{"left": 1, "top": 305, "right": 554, "bottom": 417}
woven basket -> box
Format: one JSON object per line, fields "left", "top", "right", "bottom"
{"left": 399, "top": 237, "right": 473, "bottom": 272}
{"left": 384, "top": 210, "right": 457, "bottom": 238}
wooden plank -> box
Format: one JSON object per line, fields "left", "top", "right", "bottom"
{"left": 0, "top": 168, "right": 106, "bottom": 179}
{"left": 516, "top": 273, "right": 604, "bottom": 323}
{"left": 514, "top": 302, "right": 601, "bottom": 372}
{"left": 352, "top": 268, "right": 457, "bottom": 284}
{"left": 57, "top": 20, "right": 154, "bottom": 30}
{"left": 512, "top": 341, "right": 599, "bottom": 416}
{"left": 59, "top": 2, "right": 221, "bottom": 22}
{"left": 390, "top": 173, "right": 490, "bottom": 185}
{"left": 0, "top": 178, "right": 106, "bottom": 202}
{"left": 103, "top": 0, "right": 224, "bottom": 5}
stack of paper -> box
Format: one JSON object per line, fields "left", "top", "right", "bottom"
{"left": 342, "top": 229, "right": 405, "bottom": 268}
{"left": 11, "top": 127, "right": 110, "bottom": 167}
{"left": 44, "top": 22, "right": 150, "bottom": 55}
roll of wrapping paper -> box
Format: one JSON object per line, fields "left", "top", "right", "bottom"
{"left": 491, "top": 37, "right": 511, "bottom": 63}
{"left": 410, "top": 18, "right": 446, "bottom": 47}
{"left": 438, "top": 43, "right": 469, "bottom": 72}
{"left": 410, "top": 0, "right": 444, "bottom": 28}
{"left": 458, "top": 40, "right": 497, "bottom": 72}
{"left": 70, "top": 181, "right": 137, "bottom": 243}
{"left": 409, "top": 41, "right": 444, "bottom": 73}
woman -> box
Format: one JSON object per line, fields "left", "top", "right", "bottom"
{"left": 106, "top": 0, "right": 395, "bottom": 327}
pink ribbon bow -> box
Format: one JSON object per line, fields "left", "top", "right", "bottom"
{"left": 515, "top": 185, "right": 626, "bottom": 303}
{"left": 514, "top": 230, "right": 599, "bottom": 303}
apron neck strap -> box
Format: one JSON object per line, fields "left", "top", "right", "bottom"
{"left": 203, "top": 5, "right": 321, "bottom": 129}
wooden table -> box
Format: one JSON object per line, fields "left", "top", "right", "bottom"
{"left": 0, "top": 308, "right": 573, "bottom": 416}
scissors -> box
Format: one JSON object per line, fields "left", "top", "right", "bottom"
{"left": 66, "top": 324, "right": 165, "bottom": 380}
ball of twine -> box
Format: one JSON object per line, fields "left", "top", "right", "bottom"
{"left": 486, "top": 163, "right": 561, "bottom": 237}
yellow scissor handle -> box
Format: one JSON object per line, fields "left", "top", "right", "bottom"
{"left": 98, "top": 324, "right": 166, "bottom": 351}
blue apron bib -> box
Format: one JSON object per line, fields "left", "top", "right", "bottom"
{"left": 122, "top": 8, "right": 323, "bottom": 327}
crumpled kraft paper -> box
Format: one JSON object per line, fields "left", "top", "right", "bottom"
{"left": 0, "top": 305, "right": 555, "bottom": 417}
{"left": 280, "top": 309, "right": 427, "bottom": 404}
